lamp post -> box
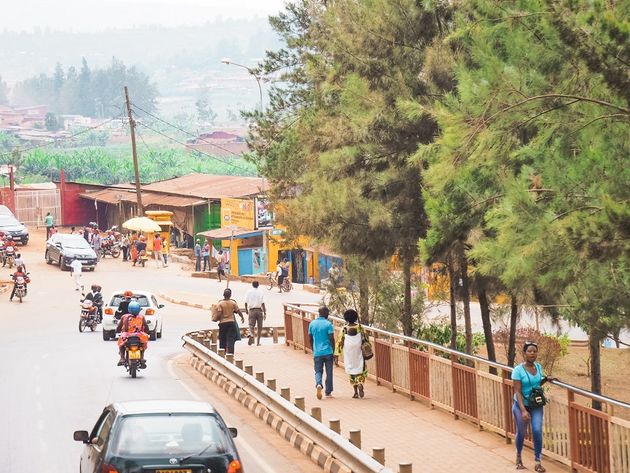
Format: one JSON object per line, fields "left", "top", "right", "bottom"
{"left": 221, "top": 59, "right": 263, "bottom": 113}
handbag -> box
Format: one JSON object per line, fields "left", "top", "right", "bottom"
{"left": 524, "top": 365, "right": 547, "bottom": 408}
{"left": 360, "top": 326, "right": 374, "bottom": 360}
{"left": 210, "top": 301, "right": 223, "bottom": 322}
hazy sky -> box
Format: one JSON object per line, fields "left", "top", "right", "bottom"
{"left": 1, "top": 0, "right": 288, "bottom": 32}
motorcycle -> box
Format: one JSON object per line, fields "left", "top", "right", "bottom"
{"left": 4, "top": 246, "right": 15, "bottom": 268}
{"left": 11, "top": 272, "right": 29, "bottom": 303}
{"left": 100, "top": 240, "right": 121, "bottom": 258}
{"left": 79, "top": 299, "right": 99, "bottom": 332}
{"left": 122, "top": 334, "right": 145, "bottom": 378}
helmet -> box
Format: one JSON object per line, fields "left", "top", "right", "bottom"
{"left": 128, "top": 301, "right": 141, "bottom": 315}
{"left": 6, "top": 235, "right": 12, "bottom": 241}
{"left": 139, "top": 235, "right": 146, "bottom": 241}
{"left": 123, "top": 290, "right": 133, "bottom": 298}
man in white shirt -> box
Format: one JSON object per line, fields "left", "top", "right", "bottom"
{"left": 14, "top": 253, "right": 25, "bottom": 271}
{"left": 244, "top": 281, "right": 267, "bottom": 346}
{"left": 69, "top": 257, "right": 84, "bottom": 291}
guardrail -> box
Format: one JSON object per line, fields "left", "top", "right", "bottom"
{"left": 284, "top": 303, "right": 630, "bottom": 473}
{"left": 182, "top": 332, "right": 393, "bottom": 473}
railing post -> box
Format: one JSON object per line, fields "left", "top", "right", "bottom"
{"left": 406, "top": 340, "right": 414, "bottom": 400}
{"left": 428, "top": 346, "right": 435, "bottom": 408}
{"left": 567, "top": 390, "right": 577, "bottom": 471}
{"left": 502, "top": 368, "right": 512, "bottom": 443}
{"left": 451, "top": 353, "right": 459, "bottom": 420}
{"left": 374, "top": 331, "right": 380, "bottom": 386}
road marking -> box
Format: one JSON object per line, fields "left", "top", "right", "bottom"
{"left": 167, "top": 358, "right": 276, "bottom": 473}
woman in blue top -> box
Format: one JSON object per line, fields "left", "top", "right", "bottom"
{"left": 512, "top": 341, "right": 556, "bottom": 471}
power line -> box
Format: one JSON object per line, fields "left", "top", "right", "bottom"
{"left": 130, "top": 102, "right": 251, "bottom": 159}
{"left": 134, "top": 120, "right": 254, "bottom": 174}
{"left": 0, "top": 112, "right": 125, "bottom": 159}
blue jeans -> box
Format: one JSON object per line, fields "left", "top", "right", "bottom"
{"left": 314, "top": 354, "right": 334, "bottom": 395}
{"left": 512, "top": 400, "right": 544, "bottom": 461}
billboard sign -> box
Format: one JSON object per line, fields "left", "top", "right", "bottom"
{"left": 255, "top": 197, "right": 274, "bottom": 230}
{"left": 220, "top": 198, "right": 255, "bottom": 230}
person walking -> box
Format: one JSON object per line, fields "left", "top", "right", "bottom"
{"left": 91, "top": 229, "right": 102, "bottom": 261}
{"left": 161, "top": 241, "right": 169, "bottom": 267}
{"left": 194, "top": 239, "right": 202, "bottom": 272}
{"left": 512, "top": 341, "right": 556, "bottom": 471}
{"left": 121, "top": 233, "right": 130, "bottom": 261}
{"left": 213, "top": 288, "right": 245, "bottom": 354}
{"left": 308, "top": 306, "right": 335, "bottom": 399}
{"left": 335, "top": 309, "right": 368, "bottom": 399}
{"left": 69, "top": 257, "right": 84, "bottom": 292}
{"left": 44, "top": 212, "right": 54, "bottom": 239}
{"left": 153, "top": 234, "right": 164, "bottom": 268}
{"left": 244, "top": 281, "right": 266, "bottom": 346}
{"left": 202, "top": 241, "right": 210, "bottom": 272}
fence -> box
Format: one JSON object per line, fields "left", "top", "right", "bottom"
{"left": 284, "top": 303, "right": 630, "bottom": 473}
{"left": 15, "top": 189, "right": 61, "bottom": 227}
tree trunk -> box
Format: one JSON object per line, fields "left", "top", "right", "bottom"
{"left": 358, "top": 269, "right": 369, "bottom": 325}
{"left": 507, "top": 296, "right": 519, "bottom": 367}
{"left": 589, "top": 329, "right": 603, "bottom": 411}
{"left": 459, "top": 250, "right": 472, "bottom": 354}
{"left": 401, "top": 253, "right": 413, "bottom": 336}
{"left": 478, "top": 287, "right": 497, "bottom": 375}
{"left": 447, "top": 257, "right": 458, "bottom": 351}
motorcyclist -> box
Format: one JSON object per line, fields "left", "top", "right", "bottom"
{"left": 0, "top": 232, "right": 5, "bottom": 264}
{"left": 116, "top": 301, "right": 149, "bottom": 367}
{"left": 2, "top": 236, "right": 16, "bottom": 267}
{"left": 83, "top": 284, "right": 104, "bottom": 322}
{"left": 115, "top": 290, "right": 134, "bottom": 320}
{"left": 9, "top": 265, "right": 30, "bottom": 301}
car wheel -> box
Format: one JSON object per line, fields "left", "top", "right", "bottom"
{"left": 59, "top": 256, "right": 65, "bottom": 270}
{"left": 102, "top": 330, "right": 109, "bottom": 341}
{"left": 45, "top": 251, "right": 52, "bottom": 264}
{"left": 157, "top": 325, "right": 162, "bottom": 339}
{"left": 149, "top": 329, "right": 157, "bottom": 341}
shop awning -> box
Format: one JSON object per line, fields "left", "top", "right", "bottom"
{"left": 197, "top": 227, "right": 262, "bottom": 240}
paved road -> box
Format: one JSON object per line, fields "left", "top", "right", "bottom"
{"left": 0, "top": 229, "right": 318, "bottom": 472}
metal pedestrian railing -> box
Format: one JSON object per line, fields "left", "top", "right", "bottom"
{"left": 284, "top": 303, "right": 630, "bottom": 473}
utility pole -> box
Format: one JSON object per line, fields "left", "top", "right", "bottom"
{"left": 124, "top": 86, "right": 143, "bottom": 216}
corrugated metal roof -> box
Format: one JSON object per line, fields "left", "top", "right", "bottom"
{"left": 79, "top": 189, "right": 204, "bottom": 207}
{"left": 197, "top": 227, "right": 262, "bottom": 239}
{"left": 141, "top": 173, "right": 267, "bottom": 199}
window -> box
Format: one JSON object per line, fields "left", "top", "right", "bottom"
{"left": 109, "top": 414, "right": 231, "bottom": 457}
{"left": 90, "top": 410, "right": 115, "bottom": 449}
{"left": 109, "top": 295, "right": 151, "bottom": 307}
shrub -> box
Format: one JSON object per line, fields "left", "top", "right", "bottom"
{"left": 493, "top": 327, "right": 566, "bottom": 372}
{"left": 416, "top": 322, "right": 485, "bottom": 356}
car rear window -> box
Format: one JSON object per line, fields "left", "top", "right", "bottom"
{"left": 109, "top": 295, "right": 151, "bottom": 307}
{"left": 109, "top": 413, "right": 231, "bottom": 457}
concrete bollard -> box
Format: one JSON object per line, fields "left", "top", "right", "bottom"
{"left": 399, "top": 463, "right": 412, "bottom": 473}
{"left": 255, "top": 372, "right": 265, "bottom": 383}
{"left": 218, "top": 348, "right": 226, "bottom": 358}
{"left": 280, "top": 387, "right": 291, "bottom": 401}
{"left": 349, "top": 429, "right": 361, "bottom": 449}
{"left": 235, "top": 359, "right": 244, "bottom": 370}
{"left": 372, "top": 447, "right": 385, "bottom": 465}
{"left": 267, "top": 379, "right": 277, "bottom": 391}
{"left": 225, "top": 353, "right": 234, "bottom": 363}
{"left": 244, "top": 365, "right": 254, "bottom": 376}
{"left": 329, "top": 419, "right": 341, "bottom": 434}
{"left": 210, "top": 343, "right": 218, "bottom": 353}
{"left": 294, "top": 396, "right": 305, "bottom": 411}
{"left": 311, "top": 406, "right": 322, "bottom": 422}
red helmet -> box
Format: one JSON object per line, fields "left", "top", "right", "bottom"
{"left": 123, "top": 290, "right": 133, "bottom": 298}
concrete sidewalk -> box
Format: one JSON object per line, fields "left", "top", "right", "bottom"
{"left": 233, "top": 343, "right": 569, "bottom": 473}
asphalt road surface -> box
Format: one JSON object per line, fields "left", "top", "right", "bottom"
{"left": 0, "top": 229, "right": 320, "bottom": 472}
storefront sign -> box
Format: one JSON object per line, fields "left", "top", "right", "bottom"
{"left": 255, "top": 197, "right": 274, "bottom": 229}
{"left": 220, "top": 198, "right": 255, "bottom": 230}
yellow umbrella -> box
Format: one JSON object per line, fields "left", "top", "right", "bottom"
{"left": 122, "top": 217, "right": 162, "bottom": 233}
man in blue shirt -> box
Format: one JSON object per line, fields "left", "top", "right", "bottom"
{"left": 308, "top": 306, "right": 336, "bottom": 399}
{"left": 194, "top": 239, "right": 202, "bottom": 272}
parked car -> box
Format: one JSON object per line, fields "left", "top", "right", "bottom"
{"left": 0, "top": 215, "right": 29, "bottom": 245}
{"left": 102, "top": 290, "right": 164, "bottom": 341}
{"left": 45, "top": 233, "right": 97, "bottom": 270}
{"left": 0, "top": 205, "right": 15, "bottom": 217}
{"left": 73, "top": 400, "right": 243, "bottom": 473}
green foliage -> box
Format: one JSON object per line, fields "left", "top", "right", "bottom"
{"left": 416, "top": 322, "right": 485, "bottom": 355}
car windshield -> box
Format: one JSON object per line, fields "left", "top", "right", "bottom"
{"left": 110, "top": 295, "right": 151, "bottom": 307}
{"left": 109, "top": 413, "right": 230, "bottom": 457}
{"left": 62, "top": 238, "right": 91, "bottom": 249}
{"left": 0, "top": 216, "right": 19, "bottom": 226}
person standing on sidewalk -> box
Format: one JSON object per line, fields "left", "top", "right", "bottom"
{"left": 244, "top": 281, "right": 266, "bottom": 346}
{"left": 153, "top": 234, "right": 164, "bottom": 268}
{"left": 215, "top": 288, "right": 245, "bottom": 354}
{"left": 308, "top": 306, "right": 336, "bottom": 399}
{"left": 121, "top": 233, "right": 130, "bottom": 261}
{"left": 161, "top": 241, "right": 169, "bottom": 267}
{"left": 44, "top": 212, "right": 54, "bottom": 239}
{"left": 335, "top": 309, "right": 368, "bottom": 399}
{"left": 194, "top": 239, "right": 202, "bottom": 272}
{"left": 202, "top": 241, "right": 210, "bottom": 272}
{"left": 69, "top": 257, "right": 83, "bottom": 292}
{"left": 512, "top": 341, "right": 556, "bottom": 472}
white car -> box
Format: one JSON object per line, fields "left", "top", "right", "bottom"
{"left": 102, "top": 290, "right": 164, "bottom": 342}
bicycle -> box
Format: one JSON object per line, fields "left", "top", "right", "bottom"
{"left": 267, "top": 272, "right": 292, "bottom": 292}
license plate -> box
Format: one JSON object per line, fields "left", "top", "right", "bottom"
{"left": 156, "top": 470, "right": 192, "bottom": 473}
{"left": 128, "top": 350, "right": 141, "bottom": 360}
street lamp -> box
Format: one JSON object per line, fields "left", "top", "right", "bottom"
{"left": 221, "top": 58, "right": 263, "bottom": 113}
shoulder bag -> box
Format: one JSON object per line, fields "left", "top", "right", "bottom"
{"left": 211, "top": 300, "right": 223, "bottom": 322}
{"left": 359, "top": 325, "right": 374, "bottom": 360}
{"left": 524, "top": 364, "right": 547, "bottom": 408}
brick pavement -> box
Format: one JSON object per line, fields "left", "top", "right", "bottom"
{"left": 233, "top": 343, "right": 569, "bottom": 473}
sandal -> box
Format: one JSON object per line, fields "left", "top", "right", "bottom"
{"left": 534, "top": 462, "right": 545, "bottom": 472}
{"left": 358, "top": 384, "right": 365, "bottom": 398}
{"left": 352, "top": 393, "right": 359, "bottom": 398}
{"left": 516, "top": 456, "right": 526, "bottom": 470}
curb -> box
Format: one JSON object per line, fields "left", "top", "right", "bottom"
{"left": 159, "top": 294, "right": 208, "bottom": 310}
{"left": 188, "top": 354, "right": 353, "bottom": 473}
